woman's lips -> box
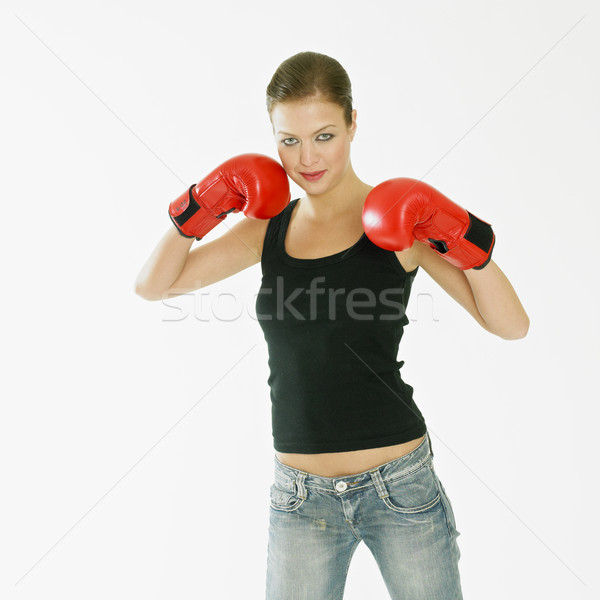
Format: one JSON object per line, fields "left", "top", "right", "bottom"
{"left": 300, "top": 170, "right": 326, "bottom": 182}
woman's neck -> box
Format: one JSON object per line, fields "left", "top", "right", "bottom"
{"left": 299, "top": 168, "right": 373, "bottom": 224}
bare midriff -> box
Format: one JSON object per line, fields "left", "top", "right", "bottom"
{"left": 275, "top": 435, "right": 426, "bottom": 477}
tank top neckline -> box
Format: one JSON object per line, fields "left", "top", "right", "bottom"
{"left": 277, "top": 198, "right": 370, "bottom": 268}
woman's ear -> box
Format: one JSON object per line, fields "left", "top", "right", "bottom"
{"left": 350, "top": 109, "right": 358, "bottom": 141}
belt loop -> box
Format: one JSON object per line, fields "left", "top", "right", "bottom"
{"left": 368, "top": 468, "right": 389, "bottom": 499}
{"left": 295, "top": 471, "right": 307, "bottom": 499}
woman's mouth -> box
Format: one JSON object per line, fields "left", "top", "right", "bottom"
{"left": 300, "top": 170, "right": 326, "bottom": 182}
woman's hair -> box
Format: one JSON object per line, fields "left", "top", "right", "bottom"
{"left": 266, "top": 51, "right": 353, "bottom": 126}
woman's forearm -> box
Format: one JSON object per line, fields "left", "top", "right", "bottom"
{"left": 134, "top": 225, "right": 195, "bottom": 300}
{"left": 463, "top": 260, "right": 529, "bottom": 340}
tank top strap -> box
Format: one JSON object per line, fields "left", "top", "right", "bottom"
{"left": 261, "top": 198, "right": 299, "bottom": 271}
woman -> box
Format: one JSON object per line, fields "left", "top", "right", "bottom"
{"left": 135, "top": 51, "right": 529, "bottom": 599}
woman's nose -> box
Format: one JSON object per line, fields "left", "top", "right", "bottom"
{"left": 299, "top": 143, "right": 319, "bottom": 167}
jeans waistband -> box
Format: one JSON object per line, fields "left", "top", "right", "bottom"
{"left": 273, "top": 431, "right": 433, "bottom": 493}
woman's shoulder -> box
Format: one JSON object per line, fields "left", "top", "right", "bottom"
{"left": 252, "top": 198, "right": 299, "bottom": 257}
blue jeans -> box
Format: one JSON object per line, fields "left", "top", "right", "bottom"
{"left": 266, "top": 432, "right": 462, "bottom": 599}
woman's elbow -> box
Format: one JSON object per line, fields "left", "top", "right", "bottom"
{"left": 496, "top": 315, "right": 530, "bottom": 340}
{"left": 133, "top": 281, "right": 163, "bottom": 302}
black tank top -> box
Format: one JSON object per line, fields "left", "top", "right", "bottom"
{"left": 255, "top": 198, "right": 427, "bottom": 453}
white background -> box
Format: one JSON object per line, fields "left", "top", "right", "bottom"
{"left": 2, "top": 0, "right": 598, "bottom": 598}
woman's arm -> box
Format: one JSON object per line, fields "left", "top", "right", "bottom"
{"left": 134, "top": 226, "right": 195, "bottom": 300}
{"left": 411, "top": 241, "right": 529, "bottom": 340}
{"left": 134, "top": 153, "right": 289, "bottom": 301}
{"left": 364, "top": 177, "right": 528, "bottom": 339}
{"left": 134, "top": 218, "right": 267, "bottom": 301}
{"left": 463, "top": 259, "right": 529, "bottom": 339}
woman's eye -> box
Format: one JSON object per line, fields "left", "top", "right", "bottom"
{"left": 281, "top": 134, "right": 333, "bottom": 146}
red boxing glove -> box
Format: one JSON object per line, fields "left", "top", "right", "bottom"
{"left": 362, "top": 178, "right": 495, "bottom": 270}
{"left": 169, "top": 153, "right": 290, "bottom": 240}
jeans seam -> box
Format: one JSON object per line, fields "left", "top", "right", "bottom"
{"left": 433, "top": 470, "right": 455, "bottom": 541}
{"left": 382, "top": 490, "right": 442, "bottom": 514}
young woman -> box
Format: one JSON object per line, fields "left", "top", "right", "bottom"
{"left": 135, "top": 51, "right": 529, "bottom": 600}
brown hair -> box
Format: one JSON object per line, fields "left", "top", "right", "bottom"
{"left": 266, "top": 51, "right": 354, "bottom": 126}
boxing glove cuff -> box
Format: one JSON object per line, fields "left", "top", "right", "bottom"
{"left": 464, "top": 211, "right": 495, "bottom": 270}
{"left": 425, "top": 212, "right": 495, "bottom": 270}
{"left": 169, "top": 184, "right": 236, "bottom": 241}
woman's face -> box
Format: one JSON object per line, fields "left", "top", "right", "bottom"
{"left": 270, "top": 98, "right": 357, "bottom": 196}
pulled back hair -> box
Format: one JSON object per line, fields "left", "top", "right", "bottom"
{"left": 266, "top": 51, "right": 354, "bottom": 126}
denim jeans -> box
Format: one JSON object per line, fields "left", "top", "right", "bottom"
{"left": 266, "top": 431, "right": 462, "bottom": 600}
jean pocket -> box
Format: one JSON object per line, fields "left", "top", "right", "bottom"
{"left": 269, "top": 475, "right": 306, "bottom": 513}
{"left": 380, "top": 460, "right": 441, "bottom": 514}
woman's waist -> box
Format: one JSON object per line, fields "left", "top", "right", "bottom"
{"left": 275, "top": 434, "right": 427, "bottom": 478}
